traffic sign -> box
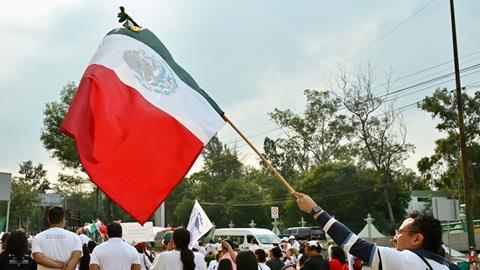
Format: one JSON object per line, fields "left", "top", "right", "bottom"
{"left": 271, "top": 207, "right": 279, "bottom": 219}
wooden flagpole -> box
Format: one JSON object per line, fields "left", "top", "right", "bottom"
{"left": 223, "top": 115, "right": 295, "bottom": 193}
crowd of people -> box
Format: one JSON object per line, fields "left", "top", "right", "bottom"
{"left": 0, "top": 191, "right": 475, "bottom": 270}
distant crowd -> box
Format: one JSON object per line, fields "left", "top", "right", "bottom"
{"left": 0, "top": 191, "right": 476, "bottom": 270}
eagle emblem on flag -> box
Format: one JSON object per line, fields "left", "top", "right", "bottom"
{"left": 123, "top": 49, "right": 178, "bottom": 95}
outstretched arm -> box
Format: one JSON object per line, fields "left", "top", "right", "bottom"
{"left": 221, "top": 240, "right": 237, "bottom": 263}
{"left": 293, "top": 192, "right": 380, "bottom": 267}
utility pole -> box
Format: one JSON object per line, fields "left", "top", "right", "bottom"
{"left": 449, "top": 0, "right": 476, "bottom": 250}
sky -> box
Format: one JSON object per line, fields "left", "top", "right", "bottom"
{"left": 1, "top": 0, "right": 479, "bottom": 183}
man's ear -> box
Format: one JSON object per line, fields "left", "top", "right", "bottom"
{"left": 413, "top": 233, "right": 424, "bottom": 248}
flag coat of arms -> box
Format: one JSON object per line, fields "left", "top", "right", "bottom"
{"left": 187, "top": 200, "right": 213, "bottom": 247}
{"left": 61, "top": 28, "right": 225, "bottom": 224}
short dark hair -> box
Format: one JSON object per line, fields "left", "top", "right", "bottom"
{"left": 254, "top": 249, "right": 267, "bottom": 262}
{"left": 408, "top": 210, "right": 443, "bottom": 254}
{"left": 217, "top": 258, "right": 233, "bottom": 270}
{"left": 107, "top": 222, "right": 122, "bottom": 238}
{"left": 236, "top": 251, "right": 258, "bottom": 270}
{"left": 48, "top": 206, "right": 65, "bottom": 225}
{"left": 5, "top": 229, "right": 28, "bottom": 258}
{"left": 271, "top": 246, "right": 282, "bottom": 258}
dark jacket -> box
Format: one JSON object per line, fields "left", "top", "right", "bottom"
{"left": 266, "top": 258, "right": 285, "bottom": 270}
{"left": 300, "top": 255, "right": 329, "bottom": 270}
{"left": 0, "top": 252, "right": 37, "bottom": 270}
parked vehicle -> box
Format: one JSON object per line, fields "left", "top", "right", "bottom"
{"left": 212, "top": 228, "right": 281, "bottom": 251}
{"left": 281, "top": 226, "right": 326, "bottom": 240}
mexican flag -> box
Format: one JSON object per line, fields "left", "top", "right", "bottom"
{"left": 61, "top": 28, "right": 225, "bottom": 224}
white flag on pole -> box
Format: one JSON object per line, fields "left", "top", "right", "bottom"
{"left": 187, "top": 200, "right": 213, "bottom": 247}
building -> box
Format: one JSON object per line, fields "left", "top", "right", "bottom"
{"left": 407, "top": 190, "right": 450, "bottom": 212}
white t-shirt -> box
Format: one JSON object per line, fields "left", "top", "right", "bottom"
{"left": 369, "top": 247, "right": 453, "bottom": 270}
{"left": 78, "top": 234, "right": 91, "bottom": 245}
{"left": 90, "top": 238, "right": 141, "bottom": 270}
{"left": 151, "top": 250, "right": 206, "bottom": 270}
{"left": 259, "top": 262, "right": 271, "bottom": 270}
{"left": 290, "top": 241, "right": 300, "bottom": 251}
{"left": 207, "top": 260, "right": 217, "bottom": 270}
{"left": 32, "top": 227, "right": 83, "bottom": 270}
{"left": 138, "top": 253, "right": 152, "bottom": 270}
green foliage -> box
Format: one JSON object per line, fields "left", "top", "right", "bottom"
{"left": 0, "top": 162, "right": 43, "bottom": 231}
{"left": 417, "top": 88, "right": 480, "bottom": 216}
{"left": 298, "top": 162, "right": 408, "bottom": 233}
{"left": 41, "top": 82, "right": 80, "bottom": 169}
{"left": 266, "top": 89, "right": 355, "bottom": 173}
{"left": 33, "top": 80, "right": 423, "bottom": 234}
{"left": 8, "top": 180, "right": 40, "bottom": 230}
{"left": 16, "top": 160, "right": 51, "bottom": 192}
{"left": 338, "top": 64, "right": 415, "bottom": 224}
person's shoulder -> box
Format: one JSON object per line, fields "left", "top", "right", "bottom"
{"left": 121, "top": 241, "right": 138, "bottom": 252}
{"left": 34, "top": 229, "right": 50, "bottom": 239}
{"left": 63, "top": 229, "right": 80, "bottom": 238}
{"left": 194, "top": 251, "right": 206, "bottom": 262}
{"left": 158, "top": 251, "right": 179, "bottom": 261}
{"left": 92, "top": 241, "right": 109, "bottom": 252}
{"left": 194, "top": 251, "right": 204, "bottom": 258}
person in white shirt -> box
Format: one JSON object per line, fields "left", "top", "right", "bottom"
{"left": 32, "top": 206, "right": 82, "bottom": 270}
{"left": 294, "top": 191, "right": 461, "bottom": 270}
{"left": 150, "top": 228, "right": 206, "bottom": 270}
{"left": 285, "top": 248, "right": 298, "bottom": 266}
{"left": 89, "top": 222, "right": 141, "bottom": 270}
{"left": 193, "top": 241, "right": 207, "bottom": 257}
{"left": 205, "top": 240, "right": 217, "bottom": 256}
{"left": 135, "top": 244, "right": 152, "bottom": 270}
{"left": 288, "top": 236, "right": 300, "bottom": 251}
{"left": 207, "top": 252, "right": 221, "bottom": 270}
{"left": 254, "top": 249, "right": 271, "bottom": 270}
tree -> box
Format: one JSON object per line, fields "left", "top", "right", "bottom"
{"left": 417, "top": 88, "right": 480, "bottom": 215}
{"left": 52, "top": 173, "right": 85, "bottom": 195}
{"left": 17, "top": 160, "right": 50, "bottom": 192}
{"left": 293, "top": 162, "right": 410, "bottom": 233}
{"left": 0, "top": 162, "right": 44, "bottom": 231}
{"left": 265, "top": 89, "right": 355, "bottom": 174}
{"left": 41, "top": 82, "right": 80, "bottom": 169}
{"left": 338, "top": 63, "right": 414, "bottom": 225}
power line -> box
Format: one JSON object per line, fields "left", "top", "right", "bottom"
{"left": 344, "top": 0, "right": 436, "bottom": 62}
{"left": 199, "top": 184, "right": 382, "bottom": 207}
{"left": 196, "top": 80, "right": 480, "bottom": 177}
{"left": 220, "top": 52, "right": 480, "bottom": 144}
{"left": 221, "top": 65, "right": 480, "bottom": 146}
{"left": 396, "top": 49, "right": 480, "bottom": 81}
{"left": 225, "top": 1, "right": 443, "bottom": 128}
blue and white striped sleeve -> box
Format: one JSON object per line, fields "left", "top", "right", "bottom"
{"left": 315, "top": 211, "right": 380, "bottom": 267}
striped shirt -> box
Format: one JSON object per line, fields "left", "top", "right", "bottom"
{"left": 315, "top": 212, "right": 460, "bottom": 270}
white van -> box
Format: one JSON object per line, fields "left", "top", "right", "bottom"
{"left": 212, "top": 228, "right": 281, "bottom": 251}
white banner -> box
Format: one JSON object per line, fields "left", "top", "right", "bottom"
{"left": 187, "top": 200, "right": 213, "bottom": 247}
{"left": 120, "top": 221, "right": 154, "bottom": 244}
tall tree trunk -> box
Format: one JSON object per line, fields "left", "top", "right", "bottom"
{"left": 383, "top": 187, "right": 396, "bottom": 225}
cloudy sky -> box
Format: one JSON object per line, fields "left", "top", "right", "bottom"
{"left": 1, "top": 0, "right": 479, "bottom": 182}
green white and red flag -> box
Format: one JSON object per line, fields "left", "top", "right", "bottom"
{"left": 61, "top": 28, "right": 225, "bottom": 224}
